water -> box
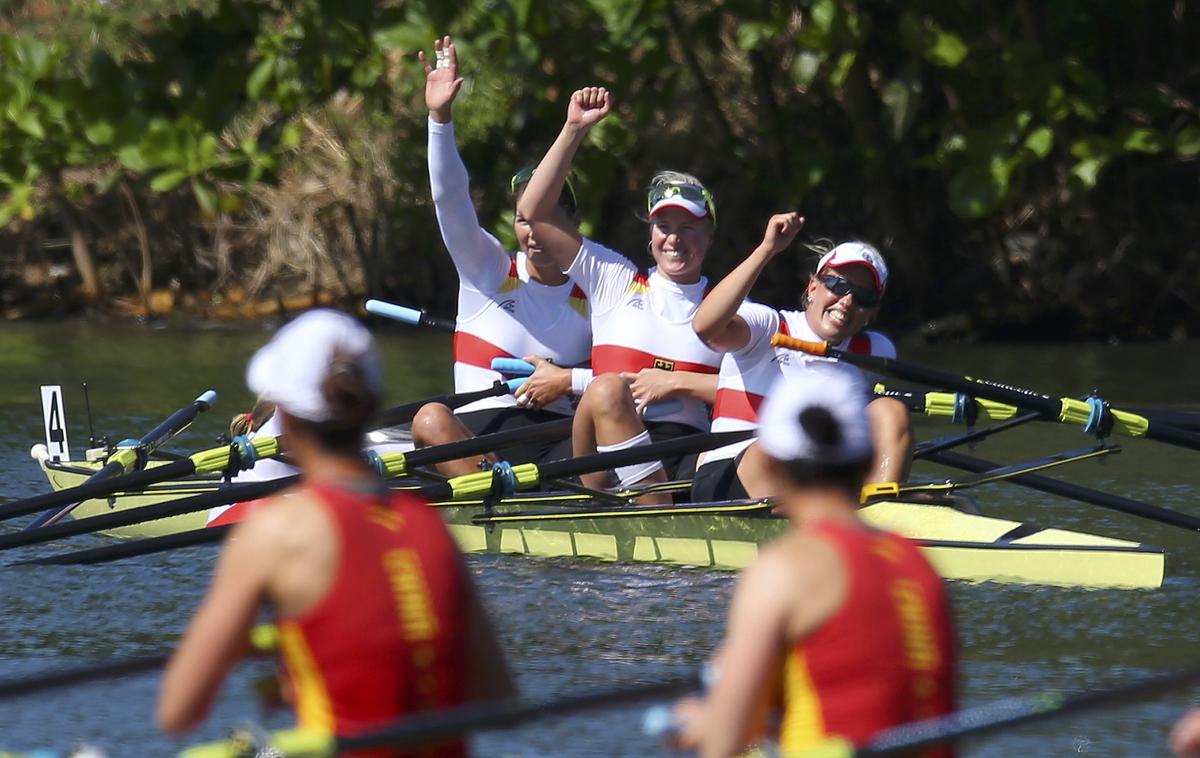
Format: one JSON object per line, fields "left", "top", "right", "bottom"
{"left": 0, "top": 320, "right": 1198, "bottom": 756}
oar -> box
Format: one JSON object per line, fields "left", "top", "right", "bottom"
{"left": 25, "top": 390, "right": 218, "bottom": 530}
{"left": 364, "top": 299, "right": 456, "bottom": 330}
{"left": 772, "top": 333, "right": 1200, "bottom": 451}
{"left": 924, "top": 448, "right": 1200, "bottom": 532}
{"left": 181, "top": 671, "right": 704, "bottom": 757}
{"left": 790, "top": 663, "right": 1200, "bottom": 757}
{"left": 0, "top": 419, "right": 574, "bottom": 552}
{"left": 19, "top": 429, "right": 754, "bottom": 567}
{"left": 0, "top": 624, "right": 278, "bottom": 702}
{"left": 472, "top": 444, "right": 1121, "bottom": 525}
{"left": 373, "top": 378, "right": 526, "bottom": 428}
{"left": 2, "top": 382, "right": 529, "bottom": 526}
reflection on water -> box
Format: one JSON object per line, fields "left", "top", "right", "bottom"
{"left": 0, "top": 322, "right": 1197, "bottom": 756}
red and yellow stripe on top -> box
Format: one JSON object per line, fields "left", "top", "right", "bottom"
{"left": 779, "top": 520, "right": 956, "bottom": 757}
{"left": 453, "top": 258, "right": 591, "bottom": 415}
{"left": 278, "top": 485, "right": 468, "bottom": 758}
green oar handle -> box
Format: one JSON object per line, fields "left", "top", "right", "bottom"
{"left": 7, "top": 420, "right": 575, "bottom": 553}
{"left": 874, "top": 385, "right": 1018, "bottom": 424}
{"left": 773, "top": 334, "right": 1200, "bottom": 451}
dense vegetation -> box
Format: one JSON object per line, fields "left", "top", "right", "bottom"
{"left": 2, "top": 0, "right": 1197, "bottom": 340}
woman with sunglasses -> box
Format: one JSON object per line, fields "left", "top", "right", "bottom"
{"left": 516, "top": 86, "right": 746, "bottom": 498}
{"left": 412, "top": 36, "right": 592, "bottom": 475}
{"left": 691, "top": 235, "right": 912, "bottom": 501}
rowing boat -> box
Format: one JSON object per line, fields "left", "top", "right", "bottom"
{"left": 31, "top": 450, "right": 1164, "bottom": 589}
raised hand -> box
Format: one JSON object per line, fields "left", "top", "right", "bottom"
{"left": 566, "top": 87, "right": 612, "bottom": 130}
{"left": 760, "top": 212, "right": 805, "bottom": 256}
{"left": 419, "top": 35, "right": 464, "bottom": 124}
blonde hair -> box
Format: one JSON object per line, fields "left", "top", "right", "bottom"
{"left": 229, "top": 397, "right": 277, "bottom": 438}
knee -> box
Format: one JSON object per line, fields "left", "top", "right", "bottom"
{"left": 867, "top": 397, "right": 911, "bottom": 440}
{"left": 411, "top": 402, "right": 455, "bottom": 444}
{"left": 579, "top": 373, "right": 636, "bottom": 419}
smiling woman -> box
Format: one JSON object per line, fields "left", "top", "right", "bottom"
{"left": 514, "top": 87, "right": 755, "bottom": 503}
{"left": 691, "top": 237, "right": 913, "bottom": 502}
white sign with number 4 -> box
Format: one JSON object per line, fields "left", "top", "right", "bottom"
{"left": 40, "top": 385, "right": 71, "bottom": 462}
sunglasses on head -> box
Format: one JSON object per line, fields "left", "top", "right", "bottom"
{"left": 511, "top": 166, "right": 578, "bottom": 212}
{"left": 817, "top": 274, "right": 881, "bottom": 308}
{"left": 646, "top": 182, "right": 718, "bottom": 225}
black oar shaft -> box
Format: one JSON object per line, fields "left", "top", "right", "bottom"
{"left": 0, "top": 654, "right": 170, "bottom": 700}
{"left": 16, "top": 524, "right": 233, "bottom": 566}
{"left": 857, "top": 665, "right": 1200, "bottom": 757}
{"left": 0, "top": 478, "right": 294, "bottom": 551}
{"left": 339, "top": 674, "right": 703, "bottom": 751}
{"left": 374, "top": 382, "right": 512, "bottom": 428}
{"left": 925, "top": 449, "right": 1200, "bottom": 532}
{"left": 779, "top": 335, "right": 1200, "bottom": 452}
{"left": 914, "top": 411, "right": 1044, "bottom": 458}
{"left": 0, "top": 458, "right": 196, "bottom": 523}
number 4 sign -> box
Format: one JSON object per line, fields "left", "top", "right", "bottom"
{"left": 40, "top": 385, "right": 71, "bottom": 462}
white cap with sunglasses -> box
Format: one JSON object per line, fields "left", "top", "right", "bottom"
{"left": 816, "top": 242, "right": 889, "bottom": 294}
{"left": 647, "top": 182, "right": 717, "bottom": 224}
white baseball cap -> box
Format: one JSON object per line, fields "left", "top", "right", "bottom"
{"left": 246, "top": 310, "right": 383, "bottom": 422}
{"left": 758, "top": 368, "right": 872, "bottom": 465}
{"left": 816, "top": 241, "right": 889, "bottom": 293}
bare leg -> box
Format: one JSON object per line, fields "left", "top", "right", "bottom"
{"left": 734, "top": 442, "right": 778, "bottom": 500}
{"left": 572, "top": 374, "right": 670, "bottom": 501}
{"left": 866, "top": 397, "right": 912, "bottom": 484}
{"left": 410, "top": 403, "right": 493, "bottom": 477}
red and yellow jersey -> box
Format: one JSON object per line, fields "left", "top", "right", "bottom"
{"left": 779, "top": 519, "right": 956, "bottom": 757}
{"left": 278, "top": 484, "right": 469, "bottom": 758}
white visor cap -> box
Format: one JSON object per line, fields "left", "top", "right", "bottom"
{"left": 757, "top": 367, "right": 873, "bottom": 465}
{"left": 246, "top": 309, "right": 383, "bottom": 422}
{"left": 816, "top": 241, "right": 889, "bottom": 293}
{"left": 649, "top": 195, "right": 709, "bottom": 220}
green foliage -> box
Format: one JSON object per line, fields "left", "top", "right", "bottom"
{"left": 1, "top": 0, "right": 1197, "bottom": 338}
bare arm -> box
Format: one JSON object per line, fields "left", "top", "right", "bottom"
{"left": 157, "top": 518, "right": 273, "bottom": 734}
{"left": 462, "top": 560, "right": 516, "bottom": 701}
{"left": 693, "top": 212, "right": 804, "bottom": 352}
{"left": 515, "top": 87, "right": 611, "bottom": 272}
{"left": 621, "top": 369, "right": 719, "bottom": 408}
{"left": 695, "top": 551, "right": 792, "bottom": 758}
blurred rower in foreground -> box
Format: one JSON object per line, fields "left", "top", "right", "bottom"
{"left": 692, "top": 236, "right": 910, "bottom": 501}
{"left": 674, "top": 370, "right": 956, "bottom": 758}
{"left": 158, "top": 310, "right": 513, "bottom": 755}
{"left": 1174, "top": 708, "right": 1200, "bottom": 757}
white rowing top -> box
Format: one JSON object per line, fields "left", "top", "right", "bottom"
{"left": 567, "top": 239, "right": 750, "bottom": 430}
{"left": 429, "top": 118, "right": 592, "bottom": 415}
{"left": 701, "top": 303, "right": 895, "bottom": 466}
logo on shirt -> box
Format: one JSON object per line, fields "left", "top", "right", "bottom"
{"left": 499, "top": 299, "right": 516, "bottom": 314}
{"left": 653, "top": 358, "right": 676, "bottom": 371}
{"left": 628, "top": 297, "right": 645, "bottom": 310}
{"left": 771, "top": 352, "right": 791, "bottom": 366}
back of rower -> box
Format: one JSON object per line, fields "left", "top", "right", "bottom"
{"left": 158, "top": 310, "right": 513, "bottom": 756}
{"left": 410, "top": 36, "right": 592, "bottom": 476}
{"left": 675, "top": 370, "right": 956, "bottom": 758}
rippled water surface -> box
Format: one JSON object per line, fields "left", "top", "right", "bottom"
{"left": 0, "top": 321, "right": 1198, "bottom": 757}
